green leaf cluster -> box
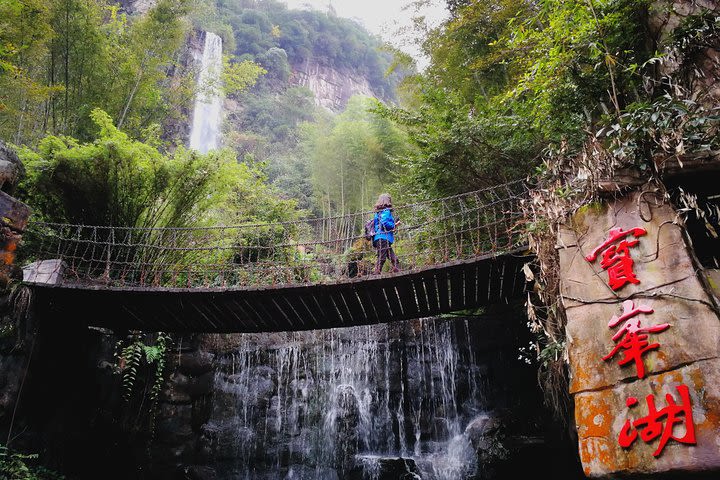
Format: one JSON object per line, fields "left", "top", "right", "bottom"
{"left": 0, "top": 445, "right": 63, "bottom": 480}
{"left": 300, "top": 96, "right": 408, "bottom": 215}
{"left": 118, "top": 332, "right": 172, "bottom": 404}
{"left": 17, "top": 109, "right": 240, "bottom": 229}
{"left": 382, "top": 0, "right": 652, "bottom": 200}
{"left": 0, "top": 0, "right": 195, "bottom": 145}
{"left": 223, "top": 56, "right": 267, "bottom": 96}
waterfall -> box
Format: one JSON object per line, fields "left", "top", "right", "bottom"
{"left": 201, "top": 318, "right": 505, "bottom": 480}
{"left": 189, "top": 32, "right": 223, "bottom": 153}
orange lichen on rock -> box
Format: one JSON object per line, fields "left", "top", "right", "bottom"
{"left": 1, "top": 237, "right": 17, "bottom": 265}
{"left": 576, "top": 392, "right": 625, "bottom": 476}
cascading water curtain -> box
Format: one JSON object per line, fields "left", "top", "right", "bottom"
{"left": 190, "top": 32, "right": 224, "bottom": 154}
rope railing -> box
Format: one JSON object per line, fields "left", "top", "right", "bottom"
{"left": 21, "top": 180, "right": 530, "bottom": 289}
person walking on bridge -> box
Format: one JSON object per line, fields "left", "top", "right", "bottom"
{"left": 371, "top": 193, "right": 400, "bottom": 274}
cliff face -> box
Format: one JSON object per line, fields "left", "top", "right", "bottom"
{"left": 163, "top": 29, "right": 206, "bottom": 146}
{"left": 649, "top": 0, "right": 720, "bottom": 104}
{"left": 117, "top": 0, "right": 155, "bottom": 14}
{"left": 290, "top": 60, "right": 383, "bottom": 112}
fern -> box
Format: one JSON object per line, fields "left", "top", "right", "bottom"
{"left": 116, "top": 333, "right": 172, "bottom": 406}
{"left": 120, "top": 341, "right": 144, "bottom": 401}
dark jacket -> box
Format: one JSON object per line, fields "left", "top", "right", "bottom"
{"left": 373, "top": 208, "right": 396, "bottom": 244}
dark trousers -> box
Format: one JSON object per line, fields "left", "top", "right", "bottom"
{"left": 373, "top": 238, "right": 399, "bottom": 273}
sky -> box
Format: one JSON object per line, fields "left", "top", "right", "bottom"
{"left": 282, "top": 0, "right": 448, "bottom": 68}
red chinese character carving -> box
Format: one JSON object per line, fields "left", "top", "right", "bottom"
{"left": 618, "top": 384, "right": 696, "bottom": 457}
{"left": 602, "top": 300, "right": 670, "bottom": 379}
{"left": 586, "top": 227, "right": 647, "bottom": 291}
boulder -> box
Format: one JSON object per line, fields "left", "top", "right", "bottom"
{"left": 178, "top": 350, "right": 215, "bottom": 376}
{"left": 560, "top": 189, "right": 720, "bottom": 477}
{"left": 0, "top": 141, "right": 24, "bottom": 194}
{"left": 464, "top": 413, "right": 502, "bottom": 445}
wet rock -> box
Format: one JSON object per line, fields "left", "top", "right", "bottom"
{"left": 0, "top": 355, "right": 23, "bottom": 421}
{"left": 184, "top": 465, "right": 217, "bottom": 480}
{"left": 351, "top": 456, "right": 421, "bottom": 480}
{"left": 199, "top": 421, "right": 254, "bottom": 460}
{"left": 178, "top": 351, "right": 215, "bottom": 376}
{"left": 161, "top": 386, "right": 192, "bottom": 405}
{"left": 157, "top": 415, "right": 194, "bottom": 445}
{"left": 463, "top": 414, "right": 508, "bottom": 476}
{"left": 159, "top": 402, "right": 192, "bottom": 422}
{"left": 192, "top": 394, "right": 214, "bottom": 431}
{"left": 169, "top": 371, "right": 190, "bottom": 388}
{"left": 186, "top": 372, "right": 215, "bottom": 397}
{"left": 285, "top": 465, "right": 338, "bottom": 479}
{"left": 329, "top": 384, "right": 360, "bottom": 474}
{"left": 464, "top": 413, "right": 502, "bottom": 447}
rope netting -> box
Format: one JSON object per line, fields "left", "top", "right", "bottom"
{"left": 21, "top": 180, "right": 530, "bottom": 288}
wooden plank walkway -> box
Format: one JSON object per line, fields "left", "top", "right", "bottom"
{"left": 27, "top": 248, "right": 532, "bottom": 333}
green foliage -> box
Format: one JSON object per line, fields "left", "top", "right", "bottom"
{"left": 120, "top": 340, "right": 144, "bottom": 401}
{"left": 501, "top": 0, "right": 650, "bottom": 136}
{"left": 17, "top": 109, "right": 239, "bottom": 228}
{"left": 0, "top": 0, "right": 59, "bottom": 142}
{"left": 189, "top": 0, "right": 236, "bottom": 52}
{"left": 227, "top": 162, "right": 306, "bottom": 281}
{"left": 669, "top": 9, "right": 720, "bottom": 87}
{"left": 0, "top": 0, "right": 193, "bottom": 145}
{"left": 118, "top": 332, "right": 172, "bottom": 403}
{"left": 599, "top": 94, "right": 720, "bottom": 165}
{"left": 376, "top": 92, "right": 540, "bottom": 199}
{"left": 301, "top": 96, "right": 408, "bottom": 215}
{"left": 115, "top": 332, "right": 172, "bottom": 447}
{"left": 381, "top": 0, "right": 653, "bottom": 201}
{"left": 0, "top": 445, "right": 63, "bottom": 480}
{"left": 16, "top": 109, "right": 303, "bottom": 285}
{"left": 206, "top": 0, "right": 403, "bottom": 98}
{"left": 107, "top": 0, "right": 191, "bottom": 133}
{"left": 229, "top": 84, "right": 315, "bottom": 155}
{"left": 424, "top": 0, "right": 529, "bottom": 103}
{"left": 223, "top": 56, "right": 267, "bottom": 96}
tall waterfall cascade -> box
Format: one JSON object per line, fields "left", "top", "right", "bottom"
{"left": 189, "top": 32, "right": 223, "bottom": 153}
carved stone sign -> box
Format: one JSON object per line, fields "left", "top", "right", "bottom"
{"left": 558, "top": 189, "right": 720, "bottom": 477}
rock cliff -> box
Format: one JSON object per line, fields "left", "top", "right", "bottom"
{"left": 290, "top": 60, "right": 384, "bottom": 112}
{"left": 118, "top": 0, "right": 155, "bottom": 14}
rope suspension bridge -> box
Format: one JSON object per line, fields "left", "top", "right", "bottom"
{"left": 21, "top": 180, "right": 533, "bottom": 332}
